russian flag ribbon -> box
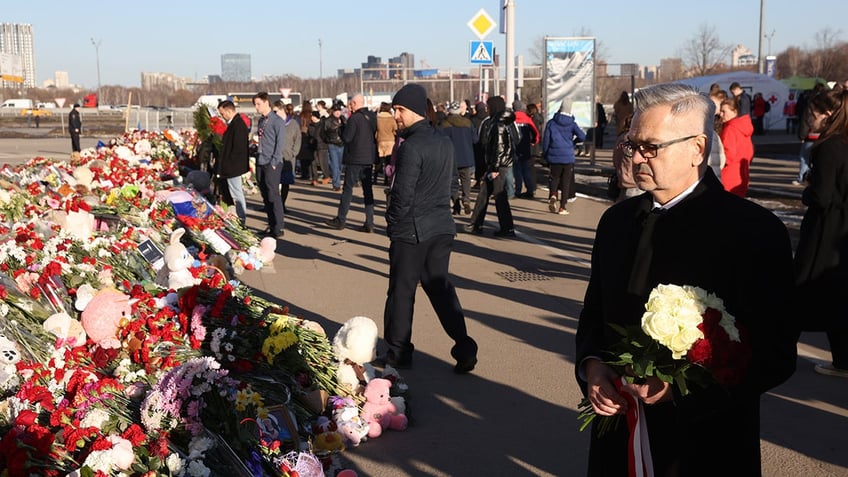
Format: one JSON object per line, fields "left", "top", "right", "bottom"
{"left": 616, "top": 376, "right": 654, "bottom": 477}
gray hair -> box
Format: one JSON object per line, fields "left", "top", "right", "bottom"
{"left": 632, "top": 83, "right": 715, "bottom": 160}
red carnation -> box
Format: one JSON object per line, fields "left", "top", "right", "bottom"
{"left": 122, "top": 424, "right": 147, "bottom": 446}
{"left": 14, "top": 409, "right": 38, "bottom": 427}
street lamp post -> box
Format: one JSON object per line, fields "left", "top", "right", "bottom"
{"left": 766, "top": 29, "right": 776, "bottom": 56}
{"left": 91, "top": 38, "right": 102, "bottom": 106}
{"left": 318, "top": 38, "right": 323, "bottom": 98}
{"left": 757, "top": 0, "right": 765, "bottom": 74}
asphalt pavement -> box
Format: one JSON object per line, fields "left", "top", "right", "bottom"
{"left": 0, "top": 135, "right": 846, "bottom": 476}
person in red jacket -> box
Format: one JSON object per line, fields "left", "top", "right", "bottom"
{"left": 719, "top": 97, "right": 755, "bottom": 197}
{"left": 512, "top": 100, "right": 540, "bottom": 198}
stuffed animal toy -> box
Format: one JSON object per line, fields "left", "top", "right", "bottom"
{"left": 259, "top": 236, "right": 277, "bottom": 264}
{"left": 73, "top": 166, "right": 95, "bottom": 193}
{"left": 311, "top": 416, "right": 346, "bottom": 454}
{"left": 361, "top": 378, "right": 407, "bottom": 438}
{"left": 328, "top": 396, "right": 370, "bottom": 447}
{"left": 0, "top": 334, "right": 21, "bottom": 389}
{"left": 80, "top": 288, "right": 136, "bottom": 349}
{"left": 332, "top": 316, "right": 379, "bottom": 394}
{"left": 164, "top": 228, "right": 198, "bottom": 290}
{"left": 43, "top": 312, "right": 87, "bottom": 347}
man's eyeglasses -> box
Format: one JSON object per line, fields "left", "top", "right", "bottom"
{"left": 619, "top": 135, "right": 699, "bottom": 159}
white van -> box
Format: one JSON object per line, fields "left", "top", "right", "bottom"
{"left": 1, "top": 99, "right": 34, "bottom": 109}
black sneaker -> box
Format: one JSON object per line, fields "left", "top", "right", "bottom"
{"left": 451, "top": 338, "right": 478, "bottom": 374}
{"left": 359, "top": 224, "right": 374, "bottom": 233}
{"left": 493, "top": 229, "right": 516, "bottom": 238}
{"left": 453, "top": 357, "right": 478, "bottom": 374}
{"left": 325, "top": 217, "right": 344, "bottom": 230}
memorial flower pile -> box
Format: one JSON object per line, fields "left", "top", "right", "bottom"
{"left": 0, "top": 129, "right": 367, "bottom": 476}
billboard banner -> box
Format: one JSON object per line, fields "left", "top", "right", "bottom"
{"left": 543, "top": 37, "right": 595, "bottom": 130}
{"left": 0, "top": 53, "right": 24, "bottom": 83}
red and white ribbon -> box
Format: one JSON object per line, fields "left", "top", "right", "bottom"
{"left": 617, "top": 376, "right": 654, "bottom": 477}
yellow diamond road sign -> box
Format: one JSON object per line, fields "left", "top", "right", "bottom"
{"left": 467, "top": 9, "right": 496, "bottom": 40}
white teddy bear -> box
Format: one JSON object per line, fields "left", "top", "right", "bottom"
{"left": 0, "top": 334, "right": 21, "bottom": 390}
{"left": 332, "top": 316, "right": 379, "bottom": 394}
{"left": 164, "top": 228, "right": 198, "bottom": 290}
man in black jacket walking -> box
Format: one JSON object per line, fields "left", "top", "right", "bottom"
{"left": 325, "top": 94, "right": 377, "bottom": 232}
{"left": 465, "top": 96, "right": 518, "bottom": 237}
{"left": 378, "top": 83, "right": 478, "bottom": 374}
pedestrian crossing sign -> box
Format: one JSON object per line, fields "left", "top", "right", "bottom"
{"left": 470, "top": 41, "right": 494, "bottom": 65}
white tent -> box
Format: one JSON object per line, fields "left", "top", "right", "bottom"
{"left": 675, "top": 71, "right": 790, "bottom": 131}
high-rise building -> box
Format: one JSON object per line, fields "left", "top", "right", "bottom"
{"left": 221, "top": 54, "right": 251, "bottom": 82}
{"left": 0, "top": 23, "right": 36, "bottom": 88}
{"left": 140, "top": 72, "right": 190, "bottom": 91}
{"left": 54, "top": 71, "right": 69, "bottom": 89}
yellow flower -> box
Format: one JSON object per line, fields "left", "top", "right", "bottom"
{"left": 268, "top": 314, "right": 291, "bottom": 335}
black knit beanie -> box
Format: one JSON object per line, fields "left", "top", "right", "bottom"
{"left": 392, "top": 84, "right": 428, "bottom": 118}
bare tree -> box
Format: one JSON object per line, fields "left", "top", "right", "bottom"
{"left": 775, "top": 46, "right": 804, "bottom": 78}
{"left": 682, "top": 24, "right": 731, "bottom": 77}
{"left": 806, "top": 28, "right": 844, "bottom": 79}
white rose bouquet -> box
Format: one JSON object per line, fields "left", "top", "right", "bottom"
{"left": 578, "top": 284, "right": 751, "bottom": 435}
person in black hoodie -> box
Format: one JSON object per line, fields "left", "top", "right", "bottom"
{"left": 465, "top": 96, "right": 518, "bottom": 237}
{"left": 379, "top": 83, "right": 478, "bottom": 374}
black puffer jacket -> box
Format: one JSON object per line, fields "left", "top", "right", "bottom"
{"left": 385, "top": 119, "right": 456, "bottom": 244}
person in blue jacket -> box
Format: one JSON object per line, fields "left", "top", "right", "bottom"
{"left": 542, "top": 100, "right": 586, "bottom": 215}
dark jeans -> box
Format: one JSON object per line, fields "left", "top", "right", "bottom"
{"left": 469, "top": 167, "right": 514, "bottom": 232}
{"left": 336, "top": 164, "right": 374, "bottom": 224}
{"left": 257, "top": 162, "right": 285, "bottom": 234}
{"left": 457, "top": 166, "right": 474, "bottom": 205}
{"left": 753, "top": 116, "right": 764, "bottom": 135}
{"left": 549, "top": 163, "right": 575, "bottom": 209}
{"left": 383, "top": 234, "right": 474, "bottom": 362}
{"left": 513, "top": 158, "right": 534, "bottom": 197}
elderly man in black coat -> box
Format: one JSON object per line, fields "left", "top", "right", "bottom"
{"left": 575, "top": 83, "right": 798, "bottom": 476}
{"left": 377, "top": 83, "right": 478, "bottom": 374}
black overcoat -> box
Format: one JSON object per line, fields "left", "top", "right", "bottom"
{"left": 218, "top": 113, "right": 250, "bottom": 179}
{"left": 575, "top": 169, "right": 798, "bottom": 476}
{"left": 794, "top": 136, "right": 848, "bottom": 331}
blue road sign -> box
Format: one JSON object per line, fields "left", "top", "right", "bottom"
{"left": 470, "top": 41, "right": 494, "bottom": 65}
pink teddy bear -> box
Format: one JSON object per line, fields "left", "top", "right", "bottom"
{"left": 361, "top": 378, "right": 408, "bottom": 438}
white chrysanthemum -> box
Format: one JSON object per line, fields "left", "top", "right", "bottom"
{"left": 80, "top": 408, "right": 110, "bottom": 428}
{"left": 166, "top": 453, "right": 184, "bottom": 473}
{"left": 188, "top": 435, "right": 214, "bottom": 458}
{"left": 187, "top": 460, "right": 211, "bottom": 477}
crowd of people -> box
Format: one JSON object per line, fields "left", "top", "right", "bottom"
{"left": 202, "top": 91, "right": 613, "bottom": 242}
{"left": 82, "top": 79, "right": 847, "bottom": 474}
